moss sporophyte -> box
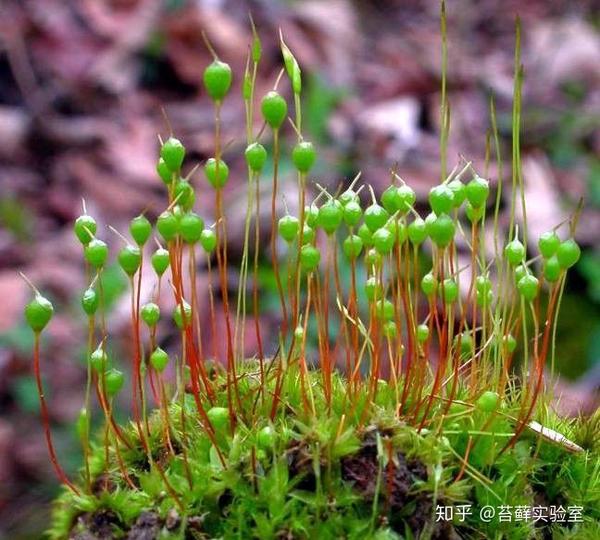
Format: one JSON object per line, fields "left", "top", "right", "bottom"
{"left": 24, "top": 6, "right": 597, "bottom": 540}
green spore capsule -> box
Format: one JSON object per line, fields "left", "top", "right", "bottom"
{"left": 517, "top": 274, "right": 539, "bottom": 301}
{"left": 455, "top": 332, "right": 473, "bottom": 356}
{"left": 251, "top": 30, "right": 262, "bottom": 63}
{"left": 429, "top": 213, "right": 455, "bottom": 248}
{"left": 364, "top": 248, "right": 382, "bottom": 267}
{"left": 447, "top": 179, "right": 466, "bottom": 207}
{"left": 245, "top": 142, "right": 267, "bottom": 173}
{"left": 503, "top": 334, "right": 517, "bottom": 354}
{"left": 317, "top": 200, "right": 343, "bottom": 234}
{"left": 281, "top": 39, "right": 301, "bottom": 94}
{"left": 357, "top": 223, "right": 373, "bottom": 247}
{"left": 292, "top": 141, "right": 317, "bottom": 173}
{"left": 118, "top": 245, "right": 142, "bottom": 276}
{"left": 372, "top": 227, "right": 395, "bottom": 254}
{"left": 257, "top": 425, "right": 276, "bottom": 450}
{"left": 300, "top": 245, "right": 320, "bottom": 272}
{"left": 203, "top": 59, "right": 232, "bottom": 102}
{"left": 173, "top": 300, "right": 192, "bottom": 330}
{"left": 172, "top": 204, "right": 184, "bottom": 221}
{"left": 200, "top": 229, "right": 217, "bottom": 253}
{"left": 339, "top": 189, "right": 359, "bottom": 206}
{"left": 465, "top": 203, "right": 484, "bottom": 223}
{"left": 421, "top": 272, "right": 437, "bottom": 297}
{"left": 157, "top": 211, "right": 179, "bottom": 242}
{"left": 207, "top": 406, "right": 229, "bottom": 431}
{"left": 343, "top": 234, "right": 363, "bottom": 259}
{"left": 543, "top": 256, "right": 561, "bottom": 283}
{"left": 364, "top": 204, "right": 389, "bottom": 232}
{"left": 204, "top": 158, "right": 229, "bottom": 189}
{"left": 408, "top": 217, "right": 427, "bottom": 245}
{"left": 150, "top": 347, "right": 169, "bottom": 372}
{"left": 294, "top": 326, "right": 304, "bottom": 342}
{"left": 305, "top": 204, "right": 319, "bottom": 227}
{"left": 174, "top": 180, "right": 195, "bottom": 211}
{"left": 424, "top": 212, "right": 437, "bottom": 235}
{"left": 441, "top": 278, "right": 458, "bottom": 304}
{"left": 301, "top": 224, "right": 315, "bottom": 244}
{"left": 25, "top": 293, "right": 54, "bottom": 333}
{"left": 475, "top": 275, "right": 492, "bottom": 295}
{"left": 375, "top": 299, "right": 395, "bottom": 321}
{"left": 476, "top": 391, "right": 500, "bottom": 413}
{"left": 104, "top": 369, "right": 124, "bottom": 397}
{"left": 129, "top": 215, "right": 152, "bottom": 246}
{"left": 538, "top": 231, "right": 560, "bottom": 259}
{"left": 74, "top": 214, "right": 97, "bottom": 245}
{"left": 141, "top": 302, "right": 160, "bottom": 327}
{"left": 416, "top": 324, "right": 429, "bottom": 343}
{"left": 343, "top": 200, "right": 362, "bottom": 227}
{"left": 278, "top": 214, "right": 299, "bottom": 243}
{"left": 465, "top": 176, "right": 489, "bottom": 208}
{"left": 180, "top": 212, "right": 204, "bottom": 244}
{"left": 84, "top": 239, "right": 109, "bottom": 268}
{"left": 156, "top": 158, "right": 172, "bottom": 184}
{"left": 397, "top": 185, "right": 416, "bottom": 213}
{"left": 514, "top": 264, "right": 527, "bottom": 284}
{"left": 364, "top": 277, "right": 382, "bottom": 301}
{"left": 381, "top": 185, "right": 401, "bottom": 213}
{"left": 556, "top": 239, "right": 580, "bottom": 269}
{"left": 261, "top": 91, "right": 288, "bottom": 129}
{"left": 428, "top": 184, "right": 454, "bottom": 215}
{"left": 89, "top": 346, "right": 108, "bottom": 372}
{"left": 161, "top": 137, "right": 185, "bottom": 172}
{"left": 383, "top": 321, "right": 397, "bottom": 338}
{"left": 505, "top": 238, "right": 526, "bottom": 266}
{"left": 151, "top": 248, "right": 170, "bottom": 276}
{"left": 81, "top": 288, "right": 99, "bottom": 316}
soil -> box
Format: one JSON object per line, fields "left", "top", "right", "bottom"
{"left": 341, "top": 433, "right": 458, "bottom": 538}
{"left": 69, "top": 510, "right": 211, "bottom": 540}
{"left": 126, "top": 512, "right": 163, "bottom": 540}
{"left": 287, "top": 438, "right": 318, "bottom": 491}
{"left": 70, "top": 509, "right": 124, "bottom": 540}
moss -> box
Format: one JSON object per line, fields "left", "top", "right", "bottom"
{"left": 48, "top": 365, "right": 599, "bottom": 539}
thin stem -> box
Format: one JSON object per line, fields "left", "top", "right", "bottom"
{"left": 439, "top": 0, "right": 449, "bottom": 182}
{"left": 33, "top": 334, "right": 79, "bottom": 494}
{"left": 82, "top": 316, "right": 94, "bottom": 492}
{"left": 271, "top": 129, "right": 288, "bottom": 334}
{"left": 252, "top": 173, "right": 265, "bottom": 395}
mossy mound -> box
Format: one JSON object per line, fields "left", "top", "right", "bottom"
{"left": 49, "top": 365, "right": 599, "bottom": 539}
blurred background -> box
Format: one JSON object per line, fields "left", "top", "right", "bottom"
{"left": 0, "top": 0, "right": 598, "bottom": 537}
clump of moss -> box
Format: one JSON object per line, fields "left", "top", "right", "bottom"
{"left": 47, "top": 364, "right": 598, "bottom": 539}
{"left": 19, "top": 4, "right": 598, "bottom": 539}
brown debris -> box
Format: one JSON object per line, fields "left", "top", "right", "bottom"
{"left": 70, "top": 509, "right": 123, "bottom": 540}
{"left": 126, "top": 511, "right": 162, "bottom": 540}
{"left": 341, "top": 433, "right": 449, "bottom": 536}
